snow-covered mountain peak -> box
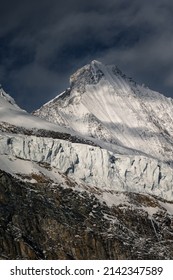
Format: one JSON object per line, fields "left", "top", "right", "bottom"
{"left": 69, "top": 60, "right": 137, "bottom": 97}
{"left": 91, "top": 59, "right": 102, "bottom": 65}
{"left": 69, "top": 60, "right": 123, "bottom": 86}
{"left": 69, "top": 60, "right": 104, "bottom": 92}
{"left": 34, "top": 60, "right": 173, "bottom": 163}
{"left": 0, "top": 87, "right": 20, "bottom": 109}
{"left": 91, "top": 59, "right": 120, "bottom": 73}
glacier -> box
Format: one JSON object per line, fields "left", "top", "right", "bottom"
{"left": 0, "top": 133, "right": 172, "bottom": 200}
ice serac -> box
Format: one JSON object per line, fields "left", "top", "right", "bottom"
{"left": 34, "top": 60, "right": 173, "bottom": 163}
{"left": 0, "top": 134, "right": 173, "bottom": 200}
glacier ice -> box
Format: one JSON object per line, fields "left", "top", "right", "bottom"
{"left": 0, "top": 133, "right": 172, "bottom": 200}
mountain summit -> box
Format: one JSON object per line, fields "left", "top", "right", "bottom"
{"left": 34, "top": 60, "right": 173, "bottom": 163}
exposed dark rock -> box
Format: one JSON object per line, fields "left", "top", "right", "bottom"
{"left": 0, "top": 170, "right": 173, "bottom": 260}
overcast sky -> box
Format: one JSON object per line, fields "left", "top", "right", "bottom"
{"left": 1, "top": 0, "right": 173, "bottom": 111}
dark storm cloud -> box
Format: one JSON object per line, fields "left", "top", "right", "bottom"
{"left": 1, "top": 0, "right": 173, "bottom": 111}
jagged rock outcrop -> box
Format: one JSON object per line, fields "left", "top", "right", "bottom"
{"left": 0, "top": 170, "right": 173, "bottom": 260}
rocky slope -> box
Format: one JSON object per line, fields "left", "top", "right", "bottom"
{"left": 1, "top": 170, "right": 173, "bottom": 260}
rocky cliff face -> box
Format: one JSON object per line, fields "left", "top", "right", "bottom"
{"left": 1, "top": 170, "right": 173, "bottom": 260}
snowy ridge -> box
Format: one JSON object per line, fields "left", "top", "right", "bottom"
{"left": 34, "top": 60, "right": 173, "bottom": 163}
{"left": 0, "top": 87, "right": 90, "bottom": 138}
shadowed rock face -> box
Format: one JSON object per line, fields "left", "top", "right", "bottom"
{"left": 0, "top": 170, "right": 173, "bottom": 260}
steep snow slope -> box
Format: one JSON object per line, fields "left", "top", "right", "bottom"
{"left": 34, "top": 60, "right": 173, "bottom": 163}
